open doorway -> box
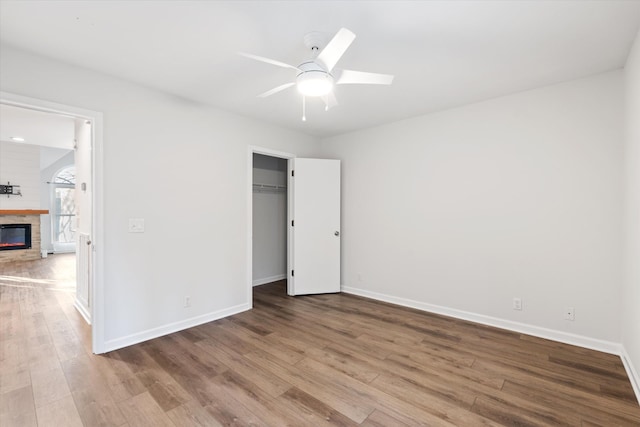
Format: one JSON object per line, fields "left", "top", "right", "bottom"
{"left": 0, "top": 93, "right": 104, "bottom": 353}
{"left": 248, "top": 147, "right": 342, "bottom": 302}
{"left": 248, "top": 147, "right": 295, "bottom": 302}
{"left": 250, "top": 149, "right": 294, "bottom": 301}
{"left": 0, "top": 104, "right": 90, "bottom": 312}
{"left": 252, "top": 153, "right": 288, "bottom": 287}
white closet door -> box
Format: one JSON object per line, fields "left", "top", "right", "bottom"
{"left": 290, "top": 158, "right": 341, "bottom": 295}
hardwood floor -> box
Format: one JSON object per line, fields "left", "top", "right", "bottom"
{"left": 1, "top": 255, "right": 639, "bottom": 426}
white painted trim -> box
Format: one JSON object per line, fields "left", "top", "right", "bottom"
{"left": 253, "top": 274, "right": 287, "bottom": 287}
{"left": 247, "top": 146, "right": 296, "bottom": 302}
{"left": 103, "top": 302, "right": 251, "bottom": 352}
{"left": 0, "top": 92, "right": 105, "bottom": 354}
{"left": 621, "top": 346, "right": 640, "bottom": 405}
{"left": 342, "top": 285, "right": 622, "bottom": 355}
{"left": 287, "top": 159, "right": 294, "bottom": 296}
{"left": 74, "top": 299, "right": 91, "bottom": 325}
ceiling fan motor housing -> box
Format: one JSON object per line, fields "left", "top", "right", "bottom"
{"left": 296, "top": 61, "right": 334, "bottom": 96}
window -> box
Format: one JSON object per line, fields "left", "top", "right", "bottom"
{"left": 52, "top": 166, "right": 76, "bottom": 247}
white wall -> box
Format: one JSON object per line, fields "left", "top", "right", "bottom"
{"left": 623, "top": 29, "right": 640, "bottom": 399}
{"left": 0, "top": 140, "right": 40, "bottom": 209}
{"left": 39, "top": 150, "right": 74, "bottom": 253}
{"left": 0, "top": 45, "right": 320, "bottom": 350}
{"left": 321, "top": 71, "right": 625, "bottom": 347}
{"left": 252, "top": 154, "right": 287, "bottom": 285}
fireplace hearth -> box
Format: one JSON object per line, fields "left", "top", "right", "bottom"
{"left": 0, "top": 224, "right": 32, "bottom": 251}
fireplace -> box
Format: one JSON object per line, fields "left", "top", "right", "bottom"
{"left": 0, "top": 224, "right": 32, "bottom": 251}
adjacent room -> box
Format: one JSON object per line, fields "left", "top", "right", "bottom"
{"left": 1, "top": 1, "right": 639, "bottom": 425}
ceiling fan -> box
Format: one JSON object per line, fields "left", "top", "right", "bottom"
{"left": 240, "top": 28, "right": 394, "bottom": 120}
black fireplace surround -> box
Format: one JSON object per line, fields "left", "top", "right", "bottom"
{"left": 0, "top": 224, "right": 32, "bottom": 251}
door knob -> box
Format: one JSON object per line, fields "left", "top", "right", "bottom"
{"left": 334, "top": 231, "right": 340, "bottom": 236}
{"left": 86, "top": 240, "right": 92, "bottom": 245}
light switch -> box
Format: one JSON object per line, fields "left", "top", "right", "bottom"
{"left": 128, "top": 218, "right": 145, "bottom": 233}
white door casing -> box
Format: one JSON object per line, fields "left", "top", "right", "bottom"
{"left": 0, "top": 91, "right": 104, "bottom": 353}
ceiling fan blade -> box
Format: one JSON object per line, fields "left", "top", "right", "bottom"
{"left": 322, "top": 92, "right": 338, "bottom": 110}
{"left": 257, "top": 82, "right": 295, "bottom": 98}
{"left": 315, "top": 28, "right": 356, "bottom": 72}
{"left": 238, "top": 52, "right": 300, "bottom": 71}
{"left": 335, "top": 69, "right": 394, "bottom": 85}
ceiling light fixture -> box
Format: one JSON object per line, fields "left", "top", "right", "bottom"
{"left": 297, "top": 70, "right": 333, "bottom": 97}
{"left": 240, "top": 27, "right": 394, "bottom": 122}
{"left": 10, "top": 136, "right": 25, "bottom": 142}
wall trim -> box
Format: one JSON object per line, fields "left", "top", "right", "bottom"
{"left": 74, "top": 299, "right": 91, "bottom": 325}
{"left": 342, "top": 285, "right": 622, "bottom": 355}
{"left": 253, "top": 274, "right": 286, "bottom": 287}
{"left": 103, "top": 302, "right": 251, "bottom": 353}
{"left": 621, "top": 346, "right": 640, "bottom": 405}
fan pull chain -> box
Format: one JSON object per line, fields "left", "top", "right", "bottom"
{"left": 302, "top": 96, "right": 307, "bottom": 121}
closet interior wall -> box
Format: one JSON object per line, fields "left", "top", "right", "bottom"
{"left": 252, "top": 154, "right": 288, "bottom": 286}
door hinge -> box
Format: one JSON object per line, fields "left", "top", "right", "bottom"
{"left": 291, "top": 170, "right": 295, "bottom": 177}
{"left": 291, "top": 220, "right": 294, "bottom": 226}
{"left": 291, "top": 270, "right": 294, "bottom": 277}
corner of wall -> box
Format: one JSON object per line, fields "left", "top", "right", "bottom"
{"left": 622, "top": 26, "right": 640, "bottom": 406}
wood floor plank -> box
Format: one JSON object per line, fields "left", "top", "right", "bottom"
{"left": 0, "top": 366, "right": 31, "bottom": 394}
{"left": 2, "top": 259, "right": 639, "bottom": 426}
{"left": 30, "top": 363, "right": 72, "bottom": 408}
{"left": 117, "top": 391, "right": 175, "bottom": 427}
{"left": 0, "top": 338, "right": 28, "bottom": 374}
{"left": 71, "top": 386, "right": 127, "bottom": 427}
{"left": 166, "top": 400, "right": 223, "bottom": 427}
{"left": 111, "top": 341, "right": 203, "bottom": 411}
{"left": 278, "top": 386, "right": 359, "bottom": 426}
{"left": 472, "top": 357, "right": 640, "bottom": 421}
{"left": 211, "top": 370, "right": 316, "bottom": 426}
{"left": 194, "top": 338, "right": 293, "bottom": 398}
{"left": 286, "top": 352, "right": 459, "bottom": 427}
{"left": 244, "top": 349, "right": 376, "bottom": 423}
{"left": 471, "top": 394, "right": 580, "bottom": 427}
{"left": 0, "top": 385, "right": 37, "bottom": 427}
{"left": 90, "top": 353, "right": 148, "bottom": 403}
{"left": 35, "top": 395, "right": 83, "bottom": 427}
{"left": 361, "top": 409, "right": 411, "bottom": 427}
{"left": 303, "top": 345, "right": 381, "bottom": 383}
{"left": 214, "top": 320, "right": 305, "bottom": 365}
{"left": 501, "top": 379, "right": 640, "bottom": 427}
{"left": 369, "top": 373, "right": 499, "bottom": 426}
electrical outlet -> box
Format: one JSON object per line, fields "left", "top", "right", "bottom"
{"left": 128, "top": 218, "right": 145, "bottom": 233}
{"left": 565, "top": 307, "right": 575, "bottom": 321}
{"left": 184, "top": 296, "right": 191, "bottom": 308}
{"left": 513, "top": 297, "right": 522, "bottom": 311}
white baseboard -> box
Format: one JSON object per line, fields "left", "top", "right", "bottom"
{"left": 253, "top": 274, "right": 286, "bottom": 287}
{"left": 103, "top": 302, "right": 251, "bottom": 352}
{"left": 621, "top": 346, "right": 640, "bottom": 405}
{"left": 73, "top": 299, "right": 91, "bottom": 325}
{"left": 341, "top": 285, "right": 621, "bottom": 355}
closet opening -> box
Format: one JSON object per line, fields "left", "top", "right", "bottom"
{"left": 251, "top": 152, "right": 289, "bottom": 295}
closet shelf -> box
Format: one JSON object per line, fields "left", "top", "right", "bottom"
{"left": 252, "top": 183, "right": 287, "bottom": 192}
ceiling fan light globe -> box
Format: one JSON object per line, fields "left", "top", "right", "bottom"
{"left": 297, "top": 71, "right": 333, "bottom": 97}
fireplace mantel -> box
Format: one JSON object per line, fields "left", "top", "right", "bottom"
{"left": 0, "top": 210, "right": 49, "bottom": 215}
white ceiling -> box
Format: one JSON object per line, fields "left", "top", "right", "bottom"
{"left": 0, "top": 104, "right": 75, "bottom": 149}
{"left": 0, "top": 104, "right": 74, "bottom": 171}
{"left": 1, "top": 1, "right": 639, "bottom": 137}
